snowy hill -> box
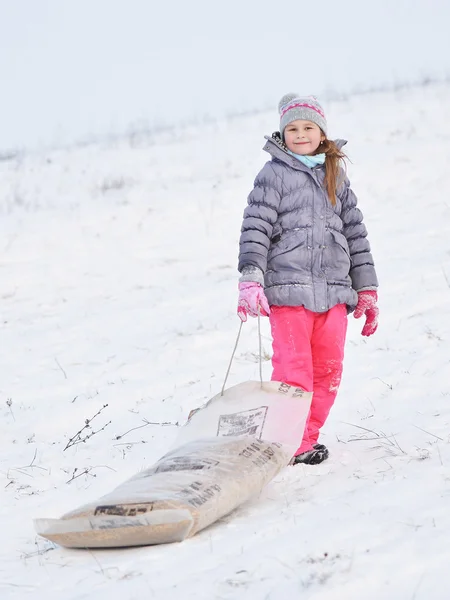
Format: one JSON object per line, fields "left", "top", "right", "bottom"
{"left": 1, "top": 82, "right": 450, "bottom": 600}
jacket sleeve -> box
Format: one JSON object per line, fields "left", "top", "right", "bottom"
{"left": 339, "top": 177, "right": 379, "bottom": 291}
{"left": 238, "top": 162, "right": 282, "bottom": 274}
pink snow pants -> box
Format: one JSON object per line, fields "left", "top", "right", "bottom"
{"left": 269, "top": 304, "right": 348, "bottom": 456}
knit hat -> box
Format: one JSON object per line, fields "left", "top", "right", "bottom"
{"left": 278, "top": 93, "right": 327, "bottom": 139}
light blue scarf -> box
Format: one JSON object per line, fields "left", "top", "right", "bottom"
{"left": 288, "top": 150, "right": 326, "bottom": 169}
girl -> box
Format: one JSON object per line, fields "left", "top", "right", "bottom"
{"left": 237, "top": 94, "right": 379, "bottom": 465}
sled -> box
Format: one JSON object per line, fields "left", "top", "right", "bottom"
{"left": 34, "top": 380, "right": 311, "bottom": 549}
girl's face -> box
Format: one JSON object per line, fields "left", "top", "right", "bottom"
{"left": 283, "top": 120, "right": 325, "bottom": 155}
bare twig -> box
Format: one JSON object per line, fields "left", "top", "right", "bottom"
{"left": 343, "top": 422, "right": 406, "bottom": 454}
{"left": 6, "top": 398, "right": 15, "bottom": 421}
{"left": 411, "top": 572, "right": 425, "bottom": 599}
{"left": 88, "top": 550, "right": 110, "bottom": 579}
{"left": 390, "top": 433, "right": 405, "bottom": 454}
{"left": 66, "top": 467, "right": 94, "bottom": 484}
{"left": 372, "top": 377, "right": 393, "bottom": 390}
{"left": 114, "top": 418, "right": 180, "bottom": 441}
{"left": 9, "top": 449, "right": 48, "bottom": 475}
{"left": 54, "top": 358, "right": 68, "bottom": 379}
{"left": 113, "top": 441, "right": 147, "bottom": 447}
{"left": 66, "top": 464, "right": 116, "bottom": 484}
{"left": 64, "top": 404, "right": 110, "bottom": 451}
{"left": 343, "top": 422, "right": 382, "bottom": 436}
{"left": 413, "top": 424, "right": 444, "bottom": 441}
{"left": 142, "top": 418, "right": 180, "bottom": 427}
{"left": 347, "top": 435, "right": 386, "bottom": 442}
{"left": 378, "top": 458, "right": 393, "bottom": 472}
{"left": 28, "top": 448, "right": 37, "bottom": 468}
{"left": 114, "top": 421, "right": 152, "bottom": 440}
{"left": 21, "top": 540, "right": 55, "bottom": 559}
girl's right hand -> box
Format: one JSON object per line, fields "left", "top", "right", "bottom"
{"left": 354, "top": 290, "right": 379, "bottom": 336}
{"left": 237, "top": 282, "right": 271, "bottom": 322}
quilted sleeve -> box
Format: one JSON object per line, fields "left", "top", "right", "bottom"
{"left": 238, "top": 162, "right": 282, "bottom": 274}
{"left": 339, "top": 177, "right": 379, "bottom": 291}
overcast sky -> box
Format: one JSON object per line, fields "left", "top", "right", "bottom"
{"left": 1, "top": 0, "right": 449, "bottom": 151}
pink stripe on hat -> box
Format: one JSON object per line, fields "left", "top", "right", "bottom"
{"left": 281, "top": 102, "right": 325, "bottom": 119}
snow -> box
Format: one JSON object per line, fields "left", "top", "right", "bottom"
{"left": 1, "top": 81, "right": 450, "bottom": 599}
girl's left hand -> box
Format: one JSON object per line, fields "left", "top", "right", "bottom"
{"left": 354, "top": 291, "right": 379, "bottom": 336}
{"left": 237, "top": 282, "right": 270, "bottom": 322}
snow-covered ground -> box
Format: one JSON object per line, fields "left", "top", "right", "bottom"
{"left": 1, "top": 82, "right": 450, "bottom": 599}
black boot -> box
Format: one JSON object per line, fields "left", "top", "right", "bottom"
{"left": 291, "top": 444, "right": 329, "bottom": 465}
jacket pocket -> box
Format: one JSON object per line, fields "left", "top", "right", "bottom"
{"left": 330, "top": 230, "right": 351, "bottom": 263}
{"left": 267, "top": 228, "right": 308, "bottom": 261}
{"left": 321, "top": 229, "right": 352, "bottom": 277}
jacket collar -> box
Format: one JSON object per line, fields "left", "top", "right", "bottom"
{"left": 262, "top": 131, "right": 348, "bottom": 171}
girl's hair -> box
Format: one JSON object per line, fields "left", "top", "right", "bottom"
{"left": 313, "top": 138, "right": 347, "bottom": 206}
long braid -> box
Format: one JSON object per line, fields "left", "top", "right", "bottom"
{"left": 313, "top": 139, "right": 347, "bottom": 205}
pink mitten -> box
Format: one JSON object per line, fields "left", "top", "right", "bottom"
{"left": 354, "top": 291, "right": 379, "bottom": 336}
{"left": 237, "top": 282, "right": 270, "bottom": 322}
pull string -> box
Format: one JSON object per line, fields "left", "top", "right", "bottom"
{"left": 221, "top": 321, "right": 243, "bottom": 396}
{"left": 221, "top": 310, "right": 264, "bottom": 396}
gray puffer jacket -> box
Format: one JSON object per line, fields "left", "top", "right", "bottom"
{"left": 238, "top": 133, "right": 378, "bottom": 313}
